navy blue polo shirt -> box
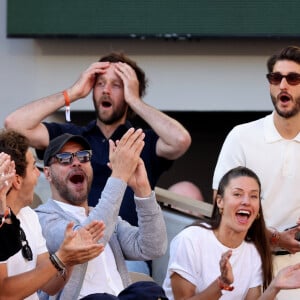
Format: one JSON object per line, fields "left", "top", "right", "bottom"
{"left": 37, "top": 120, "right": 173, "bottom": 226}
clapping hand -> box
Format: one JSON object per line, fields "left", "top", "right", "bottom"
{"left": 0, "top": 152, "right": 16, "bottom": 215}
{"left": 272, "top": 263, "right": 300, "bottom": 290}
{"left": 108, "top": 128, "right": 145, "bottom": 183}
{"left": 56, "top": 220, "right": 105, "bottom": 267}
{"left": 219, "top": 250, "right": 234, "bottom": 287}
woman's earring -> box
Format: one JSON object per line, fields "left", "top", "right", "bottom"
{"left": 219, "top": 208, "right": 223, "bottom": 215}
{"left": 256, "top": 212, "right": 260, "bottom": 220}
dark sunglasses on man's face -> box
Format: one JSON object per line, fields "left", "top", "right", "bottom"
{"left": 266, "top": 72, "right": 300, "bottom": 86}
{"left": 52, "top": 150, "right": 92, "bottom": 165}
{"left": 20, "top": 227, "right": 33, "bottom": 261}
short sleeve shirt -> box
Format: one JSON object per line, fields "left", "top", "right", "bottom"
{"left": 2, "top": 207, "right": 48, "bottom": 300}
{"left": 212, "top": 113, "right": 300, "bottom": 230}
{"left": 163, "top": 226, "right": 262, "bottom": 300}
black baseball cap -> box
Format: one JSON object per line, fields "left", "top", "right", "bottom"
{"left": 43, "top": 133, "right": 91, "bottom": 166}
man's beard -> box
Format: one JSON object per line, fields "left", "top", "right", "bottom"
{"left": 94, "top": 96, "right": 127, "bottom": 125}
{"left": 272, "top": 94, "right": 300, "bottom": 118}
{"left": 51, "top": 172, "right": 90, "bottom": 206}
{"left": 97, "top": 108, "right": 126, "bottom": 125}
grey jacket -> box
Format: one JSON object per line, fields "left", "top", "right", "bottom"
{"left": 36, "top": 177, "right": 167, "bottom": 300}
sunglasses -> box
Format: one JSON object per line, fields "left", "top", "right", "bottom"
{"left": 20, "top": 227, "right": 33, "bottom": 261}
{"left": 52, "top": 150, "right": 92, "bottom": 165}
{"left": 266, "top": 72, "right": 300, "bottom": 85}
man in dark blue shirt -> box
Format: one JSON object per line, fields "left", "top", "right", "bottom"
{"left": 5, "top": 52, "right": 191, "bottom": 227}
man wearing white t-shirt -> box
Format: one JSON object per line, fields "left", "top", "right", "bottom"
{"left": 213, "top": 45, "right": 300, "bottom": 299}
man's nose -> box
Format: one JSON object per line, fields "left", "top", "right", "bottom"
{"left": 103, "top": 83, "right": 111, "bottom": 94}
{"left": 279, "top": 77, "right": 289, "bottom": 89}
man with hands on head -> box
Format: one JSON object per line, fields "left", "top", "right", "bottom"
{"left": 4, "top": 52, "right": 191, "bottom": 229}
{"left": 35, "top": 128, "right": 168, "bottom": 300}
{"left": 0, "top": 130, "right": 105, "bottom": 300}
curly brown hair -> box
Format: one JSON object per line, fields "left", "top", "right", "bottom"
{"left": 98, "top": 52, "right": 147, "bottom": 97}
{"left": 0, "top": 130, "right": 29, "bottom": 177}
{"left": 98, "top": 52, "right": 148, "bottom": 120}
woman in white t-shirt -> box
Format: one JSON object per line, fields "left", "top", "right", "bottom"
{"left": 163, "top": 166, "right": 300, "bottom": 300}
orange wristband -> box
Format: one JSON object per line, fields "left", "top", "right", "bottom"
{"left": 63, "top": 90, "right": 70, "bottom": 106}
{"left": 218, "top": 277, "right": 234, "bottom": 291}
{"left": 63, "top": 90, "right": 71, "bottom": 122}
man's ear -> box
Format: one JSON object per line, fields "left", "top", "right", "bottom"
{"left": 12, "top": 174, "right": 22, "bottom": 191}
{"left": 43, "top": 167, "right": 51, "bottom": 182}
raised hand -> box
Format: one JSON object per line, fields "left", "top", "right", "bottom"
{"left": 68, "top": 62, "right": 110, "bottom": 101}
{"left": 278, "top": 228, "right": 300, "bottom": 254}
{"left": 114, "top": 62, "right": 141, "bottom": 105}
{"left": 219, "top": 250, "right": 234, "bottom": 286}
{"left": 56, "top": 221, "right": 105, "bottom": 267}
{"left": 127, "top": 158, "right": 151, "bottom": 198}
{"left": 0, "top": 153, "right": 16, "bottom": 214}
{"left": 108, "top": 128, "right": 145, "bottom": 183}
{"left": 271, "top": 263, "right": 300, "bottom": 291}
{"left": 82, "top": 220, "right": 105, "bottom": 243}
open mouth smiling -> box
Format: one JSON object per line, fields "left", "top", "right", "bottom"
{"left": 236, "top": 210, "right": 251, "bottom": 224}
{"left": 69, "top": 173, "right": 85, "bottom": 184}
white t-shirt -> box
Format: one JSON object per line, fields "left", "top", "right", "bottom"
{"left": 54, "top": 200, "right": 124, "bottom": 299}
{"left": 1, "top": 206, "right": 48, "bottom": 300}
{"left": 213, "top": 113, "right": 300, "bottom": 231}
{"left": 163, "top": 226, "right": 262, "bottom": 300}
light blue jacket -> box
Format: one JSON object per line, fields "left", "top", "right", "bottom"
{"left": 36, "top": 177, "right": 167, "bottom": 300}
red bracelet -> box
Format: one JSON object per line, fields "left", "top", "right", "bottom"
{"left": 63, "top": 90, "right": 71, "bottom": 122}
{"left": 218, "top": 277, "right": 234, "bottom": 291}
{"left": 270, "top": 227, "right": 280, "bottom": 247}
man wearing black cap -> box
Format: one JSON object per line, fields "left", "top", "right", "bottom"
{"left": 0, "top": 130, "right": 105, "bottom": 300}
{"left": 36, "top": 128, "right": 168, "bottom": 300}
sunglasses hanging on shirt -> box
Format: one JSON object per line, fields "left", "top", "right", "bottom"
{"left": 19, "top": 226, "right": 33, "bottom": 261}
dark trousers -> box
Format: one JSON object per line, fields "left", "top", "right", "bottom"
{"left": 80, "top": 281, "right": 168, "bottom": 300}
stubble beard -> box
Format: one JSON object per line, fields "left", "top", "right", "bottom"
{"left": 51, "top": 172, "right": 90, "bottom": 206}
{"left": 93, "top": 96, "right": 128, "bottom": 125}
{"left": 97, "top": 108, "right": 126, "bottom": 125}
{"left": 271, "top": 94, "right": 300, "bottom": 119}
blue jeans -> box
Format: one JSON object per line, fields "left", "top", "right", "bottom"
{"left": 125, "top": 260, "right": 150, "bottom": 275}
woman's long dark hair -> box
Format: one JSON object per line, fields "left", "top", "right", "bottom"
{"left": 192, "top": 166, "right": 273, "bottom": 290}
